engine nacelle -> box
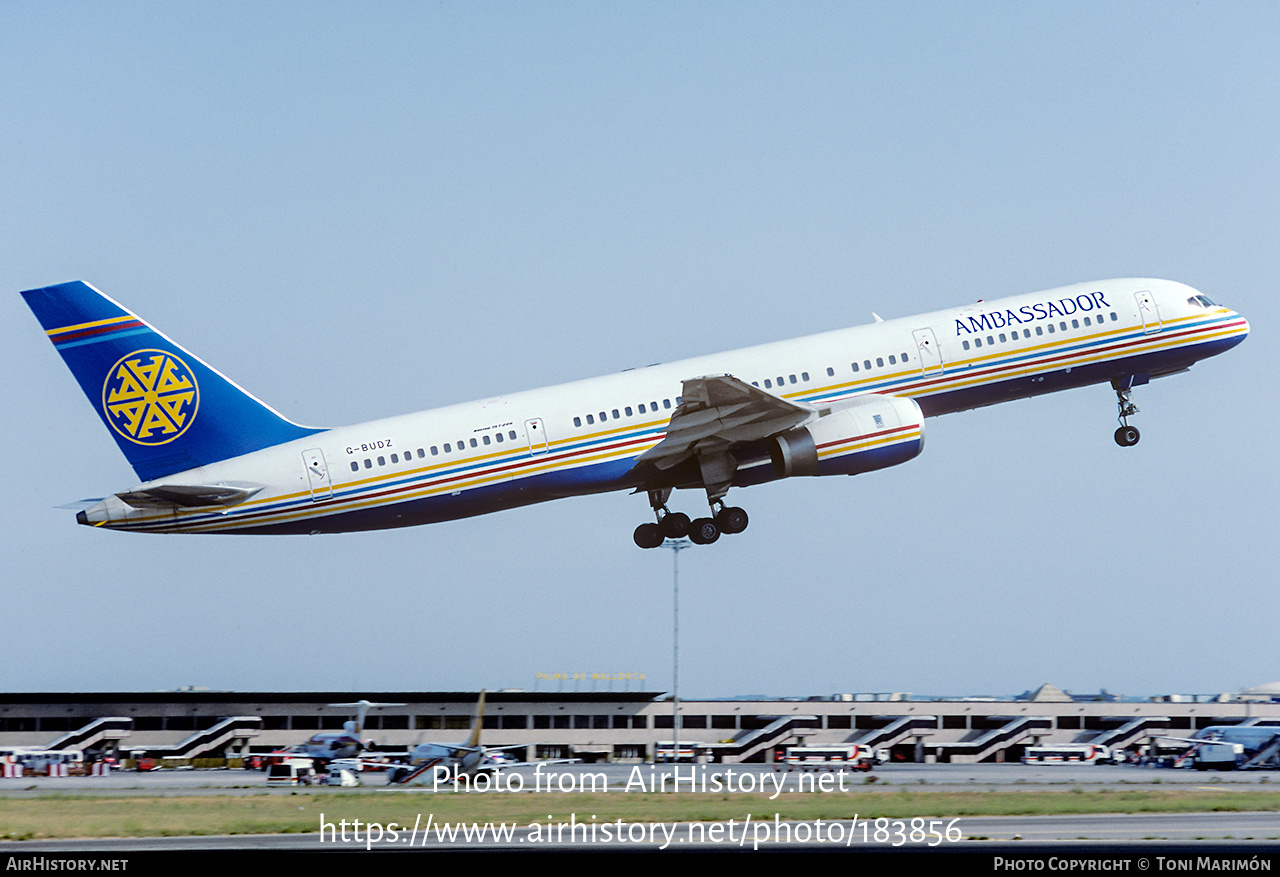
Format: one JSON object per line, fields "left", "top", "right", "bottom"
{"left": 769, "top": 394, "right": 925, "bottom": 478}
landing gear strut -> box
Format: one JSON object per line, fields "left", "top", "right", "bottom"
{"left": 1112, "top": 379, "right": 1141, "bottom": 447}
{"left": 633, "top": 488, "right": 692, "bottom": 548}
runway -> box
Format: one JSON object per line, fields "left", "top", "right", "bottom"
{"left": 2, "top": 760, "right": 1276, "bottom": 793}
{"left": 5, "top": 813, "right": 1278, "bottom": 852}
{"left": 2, "top": 763, "right": 1277, "bottom": 852}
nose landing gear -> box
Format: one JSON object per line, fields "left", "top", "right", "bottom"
{"left": 1112, "top": 378, "right": 1142, "bottom": 447}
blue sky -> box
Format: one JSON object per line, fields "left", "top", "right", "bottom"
{"left": 2, "top": 2, "right": 1277, "bottom": 698}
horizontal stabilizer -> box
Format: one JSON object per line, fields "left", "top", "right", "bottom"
{"left": 115, "top": 483, "right": 263, "bottom": 509}
{"left": 56, "top": 498, "right": 106, "bottom": 511}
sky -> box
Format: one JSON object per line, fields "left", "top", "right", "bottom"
{"left": 2, "top": 1, "right": 1277, "bottom": 700}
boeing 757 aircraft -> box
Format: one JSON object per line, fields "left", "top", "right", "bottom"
{"left": 22, "top": 278, "right": 1247, "bottom": 547}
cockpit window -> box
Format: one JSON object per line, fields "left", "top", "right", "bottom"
{"left": 1187, "top": 295, "right": 1219, "bottom": 308}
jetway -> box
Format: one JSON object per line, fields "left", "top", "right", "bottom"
{"left": 43, "top": 717, "right": 132, "bottom": 753}
{"left": 665, "top": 716, "right": 819, "bottom": 763}
{"left": 936, "top": 717, "right": 1052, "bottom": 763}
{"left": 1078, "top": 716, "right": 1171, "bottom": 751}
{"left": 850, "top": 715, "right": 938, "bottom": 760}
{"left": 129, "top": 716, "right": 261, "bottom": 760}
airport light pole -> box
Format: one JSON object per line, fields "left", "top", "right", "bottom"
{"left": 666, "top": 538, "right": 691, "bottom": 765}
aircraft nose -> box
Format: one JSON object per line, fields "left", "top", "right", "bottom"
{"left": 1226, "top": 307, "right": 1250, "bottom": 335}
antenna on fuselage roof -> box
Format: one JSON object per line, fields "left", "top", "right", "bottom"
{"left": 872, "top": 313, "right": 884, "bottom": 323}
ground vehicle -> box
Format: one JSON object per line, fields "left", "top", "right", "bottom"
{"left": 266, "top": 757, "right": 317, "bottom": 786}
{"left": 0, "top": 748, "right": 86, "bottom": 775}
{"left": 784, "top": 745, "right": 874, "bottom": 769}
{"left": 1022, "top": 745, "right": 1112, "bottom": 764}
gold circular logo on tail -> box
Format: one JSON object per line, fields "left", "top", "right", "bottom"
{"left": 101, "top": 349, "right": 200, "bottom": 445}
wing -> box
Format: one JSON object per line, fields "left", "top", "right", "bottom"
{"left": 636, "top": 374, "right": 817, "bottom": 471}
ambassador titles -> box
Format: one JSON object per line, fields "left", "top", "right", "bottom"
{"left": 955, "top": 291, "right": 1112, "bottom": 336}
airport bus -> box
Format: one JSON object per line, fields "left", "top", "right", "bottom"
{"left": 783, "top": 745, "right": 874, "bottom": 767}
{"left": 1021, "top": 745, "right": 1114, "bottom": 765}
{"left": 3, "top": 749, "right": 86, "bottom": 775}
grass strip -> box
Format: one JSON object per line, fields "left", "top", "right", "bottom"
{"left": 2, "top": 789, "right": 1280, "bottom": 840}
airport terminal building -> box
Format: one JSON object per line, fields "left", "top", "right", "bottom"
{"left": 4, "top": 685, "right": 1280, "bottom": 765}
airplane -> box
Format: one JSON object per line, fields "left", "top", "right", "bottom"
{"left": 269, "top": 700, "right": 404, "bottom": 762}
{"left": 21, "top": 277, "right": 1248, "bottom": 547}
{"left": 1161, "top": 724, "right": 1280, "bottom": 770}
{"left": 382, "top": 691, "right": 578, "bottom": 786}
{"left": 384, "top": 690, "right": 494, "bottom": 785}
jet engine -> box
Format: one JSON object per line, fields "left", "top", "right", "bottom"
{"left": 769, "top": 394, "right": 925, "bottom": 478}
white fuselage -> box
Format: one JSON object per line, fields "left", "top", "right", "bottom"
{"left": 81, "top": 278, "right": 1247, "bottom": 534}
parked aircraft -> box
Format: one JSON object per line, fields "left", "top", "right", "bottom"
{"left": 1164, "top": 725, "right": 1280, "bottom": 770}
{"left": 385, "top": 691, "right": 492, "bottom": 785}
{"left": 22, "top": 278, "right": 1247, "bottom": 546}
{"left": 272, "top": 700, "right": 403, "bottom": 762}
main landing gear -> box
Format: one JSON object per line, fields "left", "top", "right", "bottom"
{"left": 633, "top": 488, "right": 749, "bottom": 548}
{"left": 1112, "top": 378, "right": 1141, "bottom": 447}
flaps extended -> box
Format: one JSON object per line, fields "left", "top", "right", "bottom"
{"left": 637, "top": 374, "right": 817, "bottom": 471}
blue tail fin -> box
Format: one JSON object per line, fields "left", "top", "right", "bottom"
{"left": 22, "top": 281, "right": 324, "bottom": 482}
